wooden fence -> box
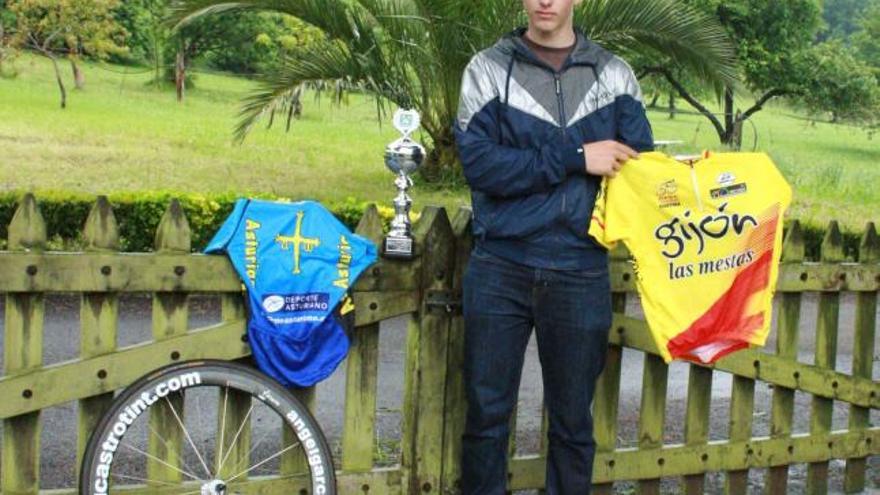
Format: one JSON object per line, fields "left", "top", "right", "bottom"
{"left": 0, "top": 193, "right": 877, "bottom": 494}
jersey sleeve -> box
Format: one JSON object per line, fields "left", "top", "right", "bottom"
{"left": 588, "top": 171, "right": 634, "bottom": 250}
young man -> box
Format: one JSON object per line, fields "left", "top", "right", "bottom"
{"left": 453, "top": 0, "right": 653, "bottom": 493}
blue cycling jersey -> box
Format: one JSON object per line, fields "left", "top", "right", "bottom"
{"left": 205, "top": 199, "right": 377, "bottom": 386}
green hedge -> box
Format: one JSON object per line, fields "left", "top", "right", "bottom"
{"left": 0, "top": 191, "right": 399, "bottom": 253}
{"left": 0, "top": 191, "right": 866, "bottom": 261}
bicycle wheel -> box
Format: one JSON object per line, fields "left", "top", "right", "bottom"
{"left": 79, "top": 359, "right": 336, "bottom": 494}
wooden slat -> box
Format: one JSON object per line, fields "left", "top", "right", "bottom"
{"left": 2, "top": 193, "right": 46, "bottom": 495}
{"left": 765, "top": 221, "right": 805, "bottom": 493}
{"left": 0, "top": 320, "right": 247, "bottom": 419}
{"left": 508, "top": 427, "right": 880, "bottom": 488}
{"left": 682, "top": 365, "right": 712, "bottom": 494}
{"left": 844, "top": 222, "right": 878, "bottom": 492}
{"left": 2, "top": 253, "right": 877, "bottom": 293}
{"left": 216, "top": 293, "right": 252, "bottom": 479}
{"left": 147, "top": 200, "right": 192, "bottom": 485}
{"left": 610, "top": 313, "right": 880, "bottom": 408}
{"left": 342, "top": 205, "right": 384, "bottom": 472}
{"left": 76, "top": 197, "right": 121, "bottom": 482}
{"left": 806, "top": 222, "right": 844, "bottom": 494}
{"left": 281, "top": 387, "right": 316, "bottom": 476}
{"left": 0, "top": 253, "right": 422, "bottom": 293}
{"left": 637, "top": 354, "right": 669, "bottom": 494}
{"left": 6, "top": 307, "right": 875, "bottom": 421}
{"left": 724, "top": 375, "right": 756, "bottom": 494}
{"left": 440, "top": 207, "right": 472, "bottom": 492}
{"left": 42, "top": 467, "right": 404, "bottom": 495}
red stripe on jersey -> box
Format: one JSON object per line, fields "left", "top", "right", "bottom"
{"left": 666, "top": 248, "right": 773, "bottom": 363}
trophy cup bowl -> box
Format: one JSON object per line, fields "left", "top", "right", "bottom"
{"left": 384, "top": 137, "right": 424, "bottom": 176}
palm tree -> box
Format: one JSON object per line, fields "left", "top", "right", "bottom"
{"left": 170, "top": 0, "right": 737, "bottom": 180}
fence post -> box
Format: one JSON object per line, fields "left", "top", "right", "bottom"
{"left": 844, "top": 222, "right": 878, "bottom": 492}
{"left": 76, "top": 196, "right": 120, "bottom": 482}
{"left": 341, "top": 205, "right": 384, "bottom": 472}
{"left": 147, "top": 199, "right": 194, "bottom": 484}
{"left": 401, "top": 207, "right": 455, "bottom": 494}
{"left": 440, "top": 207, "right": 472, "bottom": 493}
{"left": 806, "top": 221, "right": 844, "bottom": 494}
{"left": 765, "top": 220, "right": 805, "bottom": 492}
{"left": 2, "top": 193, "right": 46, "bottom": 495}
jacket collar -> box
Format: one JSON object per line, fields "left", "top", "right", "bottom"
{"left": 501, "top": 26, "right": 601, "bottom": 68}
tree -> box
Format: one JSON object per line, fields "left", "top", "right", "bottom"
{"left": 0, "top": 2, "right": 18, "bottom": 77}
{"left": 8, "top": 0, "right": 127, "bottom": 105}
{"left": 821, "top": 0, "right": 871, "bottom": 40}
{"left": 113, "top": 0, "right": 169, "bottom": 85}
{"left": 852, "top": 1, "right": 880, "bottom": 73}
{"left": 170, "top": 0, "right": 738, "bottom": 180}
{"left": 640, "top": 0, "right": 876, "bottom": 147}
{"left": 797, "top": 40, "right": 879, "bottom": 123}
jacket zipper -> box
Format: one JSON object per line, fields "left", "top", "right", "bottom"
{"left": 554, "top": 73, "right": 566, "bottom": 134}
{"left": 555, "top": 72, "right": 568, "bottom": 218}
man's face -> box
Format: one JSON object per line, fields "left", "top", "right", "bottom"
{"left": 522, "top": 0, "right": 581, "bottom": 35}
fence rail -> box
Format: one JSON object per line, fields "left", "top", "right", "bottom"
{"left": 0, "top": 193, "right": 877, "bottom": 494}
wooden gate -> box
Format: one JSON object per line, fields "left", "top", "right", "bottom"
{"left": 0, "top": 194, "right": 877, "bottom": 494}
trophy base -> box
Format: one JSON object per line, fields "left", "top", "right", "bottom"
{"left": 383, "top": 236, "right": 414, "bottom": 259}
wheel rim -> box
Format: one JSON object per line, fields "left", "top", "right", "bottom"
{"left": 81, "top": 363, "right": 333, "bottom": 494}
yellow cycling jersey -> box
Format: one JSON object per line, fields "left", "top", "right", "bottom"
{"left": 589, "top": 151, "right": 792, "bottom": 363}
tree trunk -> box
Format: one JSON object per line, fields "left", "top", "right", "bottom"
{"left": 668, "top": 91, "right": 676, "bottom": 120}
{"left": 420, "top": 128, "right": 460, "bottom": 184}
{"left": 71, "top": 58, "right": 85, "bottom": 90}
{"left": 50, "top": 55, "right": 67, "bottom": 109}
{"left": 648, "top": 93, "right": 659, "bottom": 108}
{"left": 730, "top": 111, "right": 744, "bottom": 150}
{"left": 175, "top": 50, "right": 185, "bottom": 102}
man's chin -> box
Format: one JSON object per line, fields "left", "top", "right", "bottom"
{"left": 529, "top": 19, "right": 565, "bottom": 36}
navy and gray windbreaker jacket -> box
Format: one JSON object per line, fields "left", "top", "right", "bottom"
{"left": 454, "top": 28, "right": 654, "bottom": 270}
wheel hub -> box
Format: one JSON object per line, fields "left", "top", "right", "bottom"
{"left": 201, "top": 479, "right": 227, "bottom": 495}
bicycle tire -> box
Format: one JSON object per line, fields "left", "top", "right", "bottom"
{"left": 79, "top": 359, "right": 336, "bottom": 494}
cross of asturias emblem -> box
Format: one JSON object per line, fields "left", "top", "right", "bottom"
{"left": 275, "top": 210, "right": 320, "bottom": 275}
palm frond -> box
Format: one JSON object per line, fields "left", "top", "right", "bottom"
{"left": 576, "top": 0, "right": 738, "bottom": 92}
{"left": 232, "top": 41, "right": 368, "bottom": 142}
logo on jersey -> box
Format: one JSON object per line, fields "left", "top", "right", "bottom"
{"left": 653, "top": 203, "right": 757, "bottom": 259}
{"left": 710, "top": 183, "right": 748, "bottom": 199}
{"left": 262, "top": 295, "right": 285, "bottom": 313}
{"left": 656, "top": 179, "right": 681, "bottom": 208}
{"left": 262, "top": 293, "right": 330, "bottom": 313}
{"left": 716, "top": 172, "right": 736, "bottom": 186}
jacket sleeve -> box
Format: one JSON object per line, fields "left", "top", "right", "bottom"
{"left": 614, "top": 62, "right": 654, "bottom": 152}
{"left": 453, "top": 57, "right": 586, "bottom": 198}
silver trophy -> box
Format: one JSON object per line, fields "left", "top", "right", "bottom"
{"left": 382, "top": 109, "right": 425, "bottom": 259}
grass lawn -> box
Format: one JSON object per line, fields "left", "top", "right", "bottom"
{"left": 1, "top": 53, "right": 877, "bottom": 234}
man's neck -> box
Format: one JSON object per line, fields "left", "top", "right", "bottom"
{"left": 524, "top": 25, "right": 576, "bottom": 49}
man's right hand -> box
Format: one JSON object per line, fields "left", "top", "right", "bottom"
{"left": 582, "top": 140, "right": 639, "bottom": 177}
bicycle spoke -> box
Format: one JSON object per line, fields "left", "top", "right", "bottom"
{"left": 216, "top": 402, "right": 255, "bottom": 474}
{"left": 121, "top": 442, "right": 201, "bottom": 481}
{"left": 218, "top": 385, "right": 229, "bottom": 472}
{"left": 164, "top": 395, "right": 213, "bottom": 479}
{"left": 226, "top": 442, "right": 303, "bottom": 484}
{"left": 146, "top": 421, "right": 200, "bottom": 480}
{"left": 225, "top": 417, "right": 278, "bottom": 477}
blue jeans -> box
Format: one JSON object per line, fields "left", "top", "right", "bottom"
{"left": 461, "top": 246, "right": 612, "bottom": 494}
